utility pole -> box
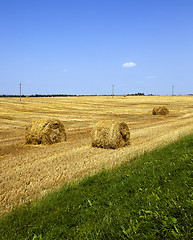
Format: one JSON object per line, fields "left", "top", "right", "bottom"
{"left": 112, "top": 84, "right": 114, "bottom": 98}
{"left": 20, "top": 83, "right": 21, "bottom": 101}
{"left": 172, "top": 85, "right": 174, "bottom": 96}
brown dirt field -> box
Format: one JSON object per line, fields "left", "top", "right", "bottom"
{"left": 0, "top": 95, "right": 193, "bottom": 216}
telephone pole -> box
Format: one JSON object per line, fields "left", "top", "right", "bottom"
{"left": 20, "top": 83, "right": 21, "bottom": 101}
{"left": 172, "top": 85, "right": 174, "bottom": 96}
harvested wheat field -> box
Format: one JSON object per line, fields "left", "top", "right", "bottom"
{"left": 0, "top": 95, "right": 193, "bottom": 216}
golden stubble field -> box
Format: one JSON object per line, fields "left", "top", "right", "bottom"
{"left": 0, "top": 95, "right": 193, "bottom": 216}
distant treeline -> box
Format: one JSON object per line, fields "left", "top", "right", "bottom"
{"left": 127, "top": 92, "right": 145, "bottom": 96}
{"left": 0, "top": 94, "right": 77, "bottom": 98}
{"left": 0, "top": 93, "right": 147, "bottom": 97}
{"left": 1, "top": 93, "right": 192, "bottom": 98}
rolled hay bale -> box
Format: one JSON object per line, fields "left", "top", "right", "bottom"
{"left": 152, "top": 106, "right": 169, "bottom": 115}
{"left": 26, "top": 118, "right": 66, "bottom": 145}
{"left": 91, "top": 120, "right": 130, "bottom": 149}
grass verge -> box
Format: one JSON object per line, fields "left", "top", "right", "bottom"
{"left": 0, "top": 134, "right": 193, "bottom": 239}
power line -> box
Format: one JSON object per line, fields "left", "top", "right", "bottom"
{"left": 112, "top": 84, "right": 114, "bottom": 98}
{"left": 20, "top": 83, "right": 21, "bottom": 101}
{"left": 172, "top": 85, "right": 174, "bottom": 96}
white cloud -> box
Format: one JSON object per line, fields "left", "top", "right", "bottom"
{"left": 145, "top": 76, "right": 156, "bottom": 79}
{"left": 122, "top": 62, "right": 136, "bottom": 68}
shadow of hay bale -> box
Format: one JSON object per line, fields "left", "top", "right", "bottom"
{"left": 152, "top": 106, "right": 169, "bottom": 115}
{"left": 26, "top": 118, "right": 66, "bottom": 145}
{"left": 91, "top": 120, "right": 130, "bottom": 149}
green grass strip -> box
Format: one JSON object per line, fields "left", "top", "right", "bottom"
{"left": 0, "top": 134, "right": 193, "bottom": 239}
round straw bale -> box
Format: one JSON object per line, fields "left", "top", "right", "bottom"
{"left": 152, "top": 106, "right": 169, "bottom": 115}
{"left": 91, "top": 120, "right": 130, "bottom": 149}
{"left": 26, "top": 118, "right": 66, "bottom": 145}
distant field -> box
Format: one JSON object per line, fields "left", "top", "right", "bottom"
{"left": 0, "top": 95, "right": 193, "bottom": 216}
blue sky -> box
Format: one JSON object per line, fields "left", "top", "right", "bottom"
{"left": 0, "top": 0, "right": 193, "bottom": 95}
